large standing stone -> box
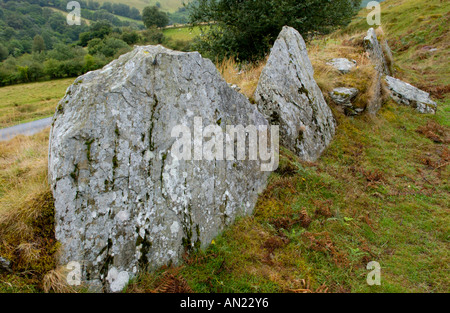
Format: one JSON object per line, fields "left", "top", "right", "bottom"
{"left": 254, "top": 26, "right": 336, "bottom": 162}
{"left": 49, "top": 45, "right": 272, "bottom": 292}
{"left": 385, "top": 76, "right": 437, "bottom": 114}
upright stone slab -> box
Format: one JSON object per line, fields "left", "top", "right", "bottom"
{"left": 363, "top": 28, "right": 396, "bottom": 114}
{"left": 49, "top": 45, "right": 271, "bottom": 292}
{"left": 364, "top": 28, "right": 390, "bottom": 75}
{"left": 254, "top": 26, "right": 336, "bottom": 162}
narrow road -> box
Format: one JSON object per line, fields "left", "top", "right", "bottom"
{"left": 0, "top": 117, "right": 52, "bottom": 142}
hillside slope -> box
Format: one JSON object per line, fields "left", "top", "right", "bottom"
{"left": 346, "top": 0, "right": 449, "bottom": 115}
{"left": 127, "top": 0, "right": 449, "bottom": 293}
{"left": 0, "top": 0, "right": 448, "bottom": 293}
{"left": 96, "top": 0, "right": 185, "bottom": 12}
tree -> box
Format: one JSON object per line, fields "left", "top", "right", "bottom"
{"left": 129, "top": 7, "right": 141, "bottom": 20}
{"left": 190, "top": 0, "right": 360, "bottom": 61}
{"left": 101, "top": 2, "right": 113, "bottom": 12}
{"left": 141, "top": 27, "right": 165, "bottom": 45}
{"left": 32, "top": 35, "right": 46, "bottom": 53}
{"left": 121, "top": 29, "right": 140, "bottom": 45}
{"left": 87, "top": 37, "right": 130, "bottom": 58}
{"left": 0, "top": 44, "right": 8, "bottom": 61}
{"left": 142, "top": 6, "right": 169, "bottom": 28}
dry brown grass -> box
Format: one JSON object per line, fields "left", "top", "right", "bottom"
{"left": 217, "top": 58, "right": 267, "bottom": 99}
{"left": 416, "top": 121, "right": 450, "bottom": 144}
{"left": 308, "top": 32, "right": 382, "bottom": 113}
{"left": 0, "top": 129, "right": 50, "bottom": 244}
{"left": 0, "top": 129, "right": 50, "bottom": 199}
{"left": 127, "top": 266, "right": 193, "bottom": 293}
{"left": 0, "top": 129, "right": 61, "bottom": 291}
{"left": 42, "top": 267, "right": 78, "bottom": 293}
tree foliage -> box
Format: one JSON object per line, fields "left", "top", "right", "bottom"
{"left": 142, "top": 6, "right": 169, "bottom": 28}
{"left": 32, "top": 35, "right": 45, "bottom": 53}
{"left": 190, "top": 0, "right": 361, "bottom": 61}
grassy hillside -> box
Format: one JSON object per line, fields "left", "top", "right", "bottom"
{"left": 0, "top": 79, "right": 74, "bottom": 128}
{"left": 0, "top": 0, "right": 448, "bottom": 293}
{"left": 163, "top": 25, "right": 201, "bottom": 41}
{"left": 96, "top": 0, "right": 185, "bottom": 12}
{"left": 346, "top": 0, "right": 450, "bottom": 104}
{"left": 134, "top": 0, "right": 447, "bottom": 293}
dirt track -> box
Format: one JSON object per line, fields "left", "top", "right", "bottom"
{"left": 0, "top": 117, "right": 52, "bottom": 142}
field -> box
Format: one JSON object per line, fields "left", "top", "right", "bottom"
{"left": 115, "top": 14, "right": 144, "bottom": 26}
{"left": 95, "top": 0, "right": 186, "bottom": 12}
{"left": 0, "top": 26, "right": 201, "bottom": 131}
{"left": 163, "top": 25, "right": 201, "bottom": 41}
{"left": 0, "top": 0, "right": 449, "bottom": 293}
{"left": 0, "top": 78, "right": 74, "bottom": 129}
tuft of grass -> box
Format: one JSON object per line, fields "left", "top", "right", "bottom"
{"left": 0, "top": 186, "right": 60, "bottom": 291}
{"left": 216, "top": 58, "right": 266, "bottom": 99}
{"left": 0, "top": 129, "right": 67, "bottom": 292}
{"left": 308, "top": 33, "right": 379, "bottom": 113}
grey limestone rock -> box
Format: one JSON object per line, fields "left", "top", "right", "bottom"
{"left": 385, "top": 76, "right": 437, "bottom": 114}
{"left": 364, "top": 28, "right": 390, "bottom": 75}
{"left": 0, "top": 256, "right": 12, "bottom": 273}
{"left": 49, "top": 45, "right": 271, "bottom": 292}
{"left": 363, "top": 28, "right": 392, "bottom": 114}
{"left": 254, "top": 26, "right": 336, "bottom": 162}
{"left": 329, "top": 87, "right": 359, "bottom": 107}
{"left": 327, "top": 58, "right": 357, "bottom": 74}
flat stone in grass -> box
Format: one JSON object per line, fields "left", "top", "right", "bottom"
{"left": 385, "top": 76, "right": 437, "bottom": 114}
{"left": 329, "top": 87, "right": 359, "bottom": 107}
{"left": 327, "top": 58, "right": 357, "bottom": 74}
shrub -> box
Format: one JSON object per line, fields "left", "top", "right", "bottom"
{"left": 190, "top": 0, "right": 361, "bottom": 61}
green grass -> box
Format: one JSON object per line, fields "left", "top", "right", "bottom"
{"left": 163, "top": 25, "right": 201, "bottom": 41}
{"left": 128, "top": 0, "right": 450, "bottom": 293}
{"left": 128, "top": 98, "right": 448, "bottom": 292}
{"left": 0, "top": 0, "right": 449, "bottom": 293}
{"left": 95, "top": 0, "right": 186, "bottom": 13}
{"left": 115, "top": 14, "right": 144, "bottom": 25}
{"left": 0, "top": 78, "right": 74, "bottom": 129}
